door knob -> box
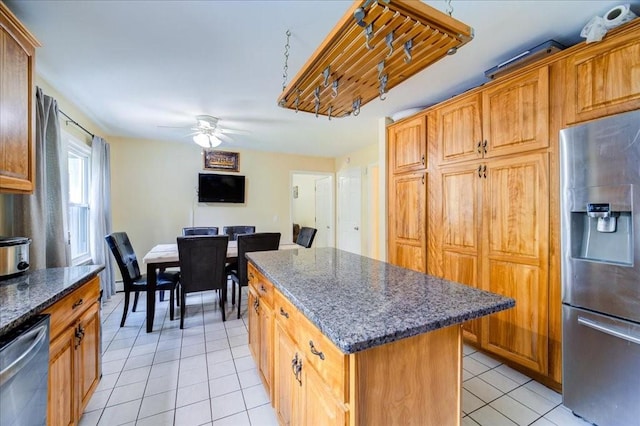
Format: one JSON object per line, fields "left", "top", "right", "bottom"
{"left": 354, "top": 226, "right": 359, "bottom": 231}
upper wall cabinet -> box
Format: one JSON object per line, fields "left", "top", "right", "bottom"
{"left": 482, "top": 67, "right": 549, "bottom": 159}
{"left": 435, "top": 93, "right": 483, "bottom": 165}
{"left": 564, "top": 28, "right": 640, "bottom": 125}
{"left": 0, "top": 3, "right": 39, "bottom": 194}
{"left": 388, "top": 115, "right": 427, "bottom": 174}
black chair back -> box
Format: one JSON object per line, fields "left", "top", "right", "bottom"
{"left": 177, "top": 235, "right": 229, "bottom": 294}
{"left": 236, "top": 232, "right": 281, "bottom": 286}
{"left": 182, "top": 227, "right": 219, "bottom": 236}
{"left": 296, "top": 227, "right": 317, "bottom": 248}
{"left": 105, "top": 232, "right": 142, "bottom": 285}
{"left": 223, "top": 225, "right": 256, "bottom": 241}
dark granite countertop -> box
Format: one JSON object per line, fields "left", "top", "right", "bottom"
{"left": 247, "top": 248, "right": 515, "bottom": 354}
{"left": 0, "top": 265, "right": 104, "bottom": 335}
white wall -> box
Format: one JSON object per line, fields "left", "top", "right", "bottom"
{"left": 109, "top": 136, "right": 335, "bottom": 259}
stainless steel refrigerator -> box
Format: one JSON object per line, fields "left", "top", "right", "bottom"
{"left": 560, "top": 109, "right": 640, "bottom": 426}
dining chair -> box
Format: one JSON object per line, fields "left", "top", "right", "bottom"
{"left": 296, "top": 226, "right": 317, "bottom": 248}
{"left": 182, "top": 227, "right": 219, "bottom": 236}
{"left": 105, "top": 232, "right": 179, "bottom": 327}
{"left": 222, "top": 225, "right": 256, "bottom": 241}
{"left": 177, "top": 235, "right": 229, "bottom": 327}
{"left": 229, "top": 232, "right": 281, "bottom": 319}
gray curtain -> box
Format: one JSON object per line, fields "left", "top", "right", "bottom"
{"left": 89, "top": 136, "right": 115, "bottom": 298}
{"left": 14, "top": 87, "right": 70, "bottom": 269}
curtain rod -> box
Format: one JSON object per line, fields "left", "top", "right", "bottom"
{"left": 59, "top": 110, "right": 95, "bottom": 139}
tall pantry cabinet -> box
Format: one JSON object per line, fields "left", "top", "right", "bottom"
{"left": 387, "top": 115, "right": 427, "bottom": 273}
{"left": 389, "top": 19, "right": 640, "bottom": 387}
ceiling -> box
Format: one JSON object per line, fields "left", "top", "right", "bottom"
{"left": 5, "top": 0, "right": 638, "bottom": 157}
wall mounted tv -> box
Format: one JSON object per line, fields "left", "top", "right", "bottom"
{"left": 198, "top": 173, "right": 245, "bottom": 203}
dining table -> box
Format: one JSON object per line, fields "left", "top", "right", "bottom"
{"left": 141, "top": 240, "right": 300, "bottom": 332}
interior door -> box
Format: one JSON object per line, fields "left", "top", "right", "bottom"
{"left": 337, "top": 168, "right": 362, "bottom": 255}
{"left": 314, "top": 176, "right": 334, "bottom": 248}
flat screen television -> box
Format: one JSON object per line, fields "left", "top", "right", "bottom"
{"left": 198, "top": 173, "right": 245, "bottom": 203}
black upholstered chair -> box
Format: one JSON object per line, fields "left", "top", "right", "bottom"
{"left": 222, "top": 225, "right": 256, "bottom": 241}
{"left": 177, "top": 235, "right": 229, "bottom": 326}
{"left": 296, "top": 227, "right": 317, "bottom": 248}
{"left": 105, "top": 232, "right": 179, "bottom": 327}
{"left": 229, "top": 232, "right": 281, "bottom": 319}
{"left": 182, "top": 227, "right": 219, "bottom": 236}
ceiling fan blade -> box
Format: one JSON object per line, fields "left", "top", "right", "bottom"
{"left": 217, "top": 128, "right": 250, "bottom": 135}
{"left": 217, "top": 133, "right": 234, "bottom": 142}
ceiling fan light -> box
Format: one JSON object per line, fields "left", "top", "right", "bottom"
{"left": 193, "top": 133, "right": 210, "bottom": 147}
{"left": 208, "top": 135, "right": 222, "bottom": 148}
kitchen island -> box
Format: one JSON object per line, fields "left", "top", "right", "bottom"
{"left": 246, "top": 247, "right": 514, "bottom": 426}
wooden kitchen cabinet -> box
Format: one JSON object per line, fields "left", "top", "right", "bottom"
{"left": 564, "top": 28, "right": 640, "bottom": 124}
{"left": 247, "top": 264, "right": 274, "bottom": 395}
{"left": 435, "top": 93, "right": 483, "bottom": 165}
{"left": 387, "top": 115, "right": 427, "bottom": 174}
{"left": 482, "top": 67, "right": 549, "bottom": 158}
{"left": 433, "top": 162, "right": 482, "bottom": 343}
{"left": 44, "top": 276, "right": 101, "bottom": 426}
{"left": 388, "top": 171, "right": 426, "bottom": 273}
{"left": 0, "top": 3, "right": 38, "bottom": 194}
{"left": 480, "top": 153, "right": 549, "bottom": 374}
{"left": 272, "top": 287, "right": 348, "bottom": 426}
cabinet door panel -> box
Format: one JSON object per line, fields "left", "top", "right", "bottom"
{"left": 481, "top": 153, "right": 549, "bottom": 374}
{"left": 301, "top": 362, "right": 347, "bottom": 426}
{"left": 437, "top": 93, "right": 483, "bottom": 164}
{"left": 440, "top": 165, "right": 482, "bottom": 342}
{"left": 248, "top": 288, "right": 259, "bottom": 361}
{"left": 77, "top": 303, "right": 100, "bottom": 415}
{"left": 259, "top": 300, "right": 273, "bottom": 393}
{"left": 566, "top": 31, "right": 640, "bottom": 123}
{"left": 273, "top": 323, "right": 299, "bottom": 426}
{"left": 388, "top": 115, "right": 426, "bottom": 174}
{"left": 483, "top": 68, "right": 549, "bottom": 158}
{"left": 388, "top": 172, "right": 426, "bottom": 272}
{"left": 48, "top": 327, "right": 75, "bottom": 426}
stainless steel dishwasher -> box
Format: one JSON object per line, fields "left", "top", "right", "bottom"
{"left": 0, "top": 314, "right": 50, "bottom": 426}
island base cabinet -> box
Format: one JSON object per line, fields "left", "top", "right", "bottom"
{"left": 264, "top": 280, "right": 465, "bottom": 426}
{"left": 351, "top": 325, "right": 462, "bottom": 426}
{"left": 48, "top": 326, "right": 76, "bottom": 426}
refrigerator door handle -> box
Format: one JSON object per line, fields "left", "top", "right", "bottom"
{"left": 578, "top": 316, "right": 640, "bottom": 345}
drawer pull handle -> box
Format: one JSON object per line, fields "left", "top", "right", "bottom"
{"left": 279, "top": 307, "right": 289, "bottom": 319}
{"left": 309, "top": 340, "right": 325, "bottom": 360}
{"left": 260, "top": 285, "right": 266, "bottom": 293}
{"left": 72, "top": 298, "right": 84, "bottom": 309}
{"left": 249, "top": 272, "right": 255, "bottom": 280}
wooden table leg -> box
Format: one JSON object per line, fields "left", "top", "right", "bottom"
{"left": 146, "top": 263, "right": 157, "bottom": 333}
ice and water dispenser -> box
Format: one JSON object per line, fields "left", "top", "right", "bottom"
{"left": 567, "top": 185, "right": 633, "bottom": 266}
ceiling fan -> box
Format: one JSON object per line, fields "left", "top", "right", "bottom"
{"left": 162, "top": 115, "right": 247, "bottom": 148}
{"left": 191, "top": 115, "right": 237, "bottom": 148}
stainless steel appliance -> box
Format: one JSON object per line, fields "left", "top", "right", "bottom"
{"left": 560, "top": 109, "right": 640, "bottom": 426}
{"left": 0, "top": 237, "right": 31, "bottom": 278}
{"left": 0, "top": 314, "right": 50, "bottom": 426}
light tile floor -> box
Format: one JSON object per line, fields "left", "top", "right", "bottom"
{"left": 80, "top": 289, "right": 594, "bottom": 426}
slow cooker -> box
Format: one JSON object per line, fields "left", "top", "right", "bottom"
{"left": 0, "top": 237, "right": 31, "bottom": 279}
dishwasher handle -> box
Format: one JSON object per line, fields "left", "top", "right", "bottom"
{"left": 0, "top": 324, "right": 48, "bottom": 388}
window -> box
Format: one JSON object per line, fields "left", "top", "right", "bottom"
{"left": 66, "top": 134, "right": 91, "bottom": 265}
